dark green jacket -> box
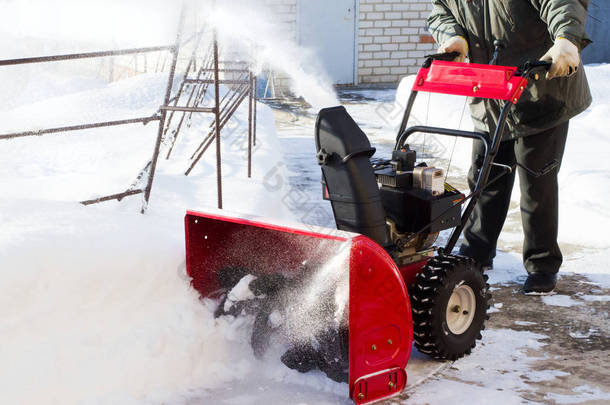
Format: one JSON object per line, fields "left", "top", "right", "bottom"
{"left": 427, "top": 0, "right": 592, "bottom": 138}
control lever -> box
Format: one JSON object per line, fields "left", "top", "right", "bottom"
{"left": 490, "top": 40, "right": 505, "bottom": 65}
{"left": 516, "top": 60, "right": 552, "bottom": 77}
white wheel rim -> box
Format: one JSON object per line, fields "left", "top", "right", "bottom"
{"left": 446, "top": 283, "right": 476, "bottom": 335}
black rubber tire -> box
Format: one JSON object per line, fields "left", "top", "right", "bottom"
{"left": 410, "top": 254, "right": 490, "bottom": 360}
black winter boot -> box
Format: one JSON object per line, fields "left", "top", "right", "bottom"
{"left": 523, "top": 273, "right": 557, "bottom": 295}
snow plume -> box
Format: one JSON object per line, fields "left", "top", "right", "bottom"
{"left": 214, "top": 240, "right": 351, "bottom": 349}
{"left": 197, "top": 0, "right": 340, "bottom": 110}
{"left": 265, "top": 242, "right": 352, "bottom": 347}
{"left": 288, "top": 244, "right": 351, "bottom": 338}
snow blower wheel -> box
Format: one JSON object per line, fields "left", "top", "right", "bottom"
{"left": 410, "top": 255, "right": 490, "bottom": 360}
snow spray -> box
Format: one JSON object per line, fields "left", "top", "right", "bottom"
{"left": 279, "top": 241, "right": 351, "bottom": 345}
{"left": 197, "top": 0, "right": 340, "bottom": 110}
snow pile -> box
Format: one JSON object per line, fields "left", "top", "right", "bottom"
{"left": 0, "top": 202, "right": 252, "bottom": 404}
{"left": 0, "top": 199, "right": 348, "bottom": 405}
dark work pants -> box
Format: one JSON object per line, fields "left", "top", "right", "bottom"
{"left": 460, "top": 121, "right": 569, "bottom": 275}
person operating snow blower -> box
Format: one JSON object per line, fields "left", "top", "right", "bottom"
{"left": 427, "top": 0, "right": 592, "bottom": 294}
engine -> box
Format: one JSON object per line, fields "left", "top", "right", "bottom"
{"left": 372, "top": 146, "right": 462, "bottom": 257}
{"left": 315, "top": 106, "right": 462, "bottom": 264}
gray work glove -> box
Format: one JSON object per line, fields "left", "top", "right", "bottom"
{"left": 541, "top": 37, "right": 581, "bottom": 79}
{"left": 438, "top": 36, "right": 468, "bottom": 63}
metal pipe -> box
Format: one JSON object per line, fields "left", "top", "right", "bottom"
{"left": 216, "top": 78, "right": 249, "bottom": 126}
{"left": 219, "top": 60, "right": 248, "bottom": 66}
{"left": 185, "top": 84, "right": 250, "bottom": 175}
{"left": 189, "top": 77, "right": 249, "bottom": 159}
{"left": 188, "top": 83, "right": 249, "bottom": 161}
{"left": 248, "top": 72, "right": 253, "bottom": 178}
{"left": 165, "top": 59, "right": 214, "bottom": 159}
{"left": 81, "top": 189, "right": 143, "bottom": 206}
{"left": 395, "top": 125, "right": 490, "bottom": 155}
{"left": 213, "top": 34, "right": 223, "bottom": 209}
{"left": 253, "top": 76, "right": 257, "bottom": 146}
{"left": 197, "top": 68, "right": 252, "bottom": 73}
{"left": 209, "top": 71, "right": 249, "bottom": 122}
{"left": 396, "top": 91, "right": 418, "bottom": 141}
{"left": 184, "top": 79, "right": 250, "bottom": 84}
{"left": 162, "top": 30, "right": 206, "bottom": 138}
{"left": 142, "top": 2, "right": 185, "bottom": 212}
{"left": 0, "top": 45, "right": 174, "bottom": 66}
{"left": 124, "top": 161, "right": 152, "bottom": 196}
{"left": 162, "top": 52, "right": 198, "bottom": 137}
{"left": 160, "top": 106, "right": 216, "bottom": 113}
{"left": 187, "top": 45, "right": 215, "bottom": 122}
{"left": 0, "top": 116, "right": 159, "bottom": 140}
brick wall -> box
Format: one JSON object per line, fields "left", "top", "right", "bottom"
{"left": 263, "top": 0, "right": 297, "bottom": 41}
{"left": 358, "top": 0, "right": 435, "bottom": 85}
{"left": 262, "top": 0, "right": 297, "bottom": 94}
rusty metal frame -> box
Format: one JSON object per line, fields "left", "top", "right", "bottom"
{"left": 161, "top": 38, "right": 258, "bottom": 209}
{"left": 0, "top": 3, "right": 259, "bottom": 212}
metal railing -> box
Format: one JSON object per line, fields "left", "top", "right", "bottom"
{"left": 0, "top": 3, "right": 258, "bottom": 212}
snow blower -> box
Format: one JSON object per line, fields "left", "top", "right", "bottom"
{"left": 184, "top": 54, "right": 554, "bottom": 404}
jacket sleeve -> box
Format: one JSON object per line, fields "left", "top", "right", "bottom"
{"left": 426, "top": 0, "right": 466, "bottom": 45}
{"left": 530, "top": 0, "right": 591, "bottom": 49}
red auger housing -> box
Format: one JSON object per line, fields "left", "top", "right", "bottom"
{"left": 185, "top": 55, "right": 551, "bottom": 404}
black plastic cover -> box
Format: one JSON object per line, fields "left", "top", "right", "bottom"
{"left": 315, "top": 106, "right": 389, "bottom": 246}
{"left": 380, "top": 187, "right": 462, "bottom": 234}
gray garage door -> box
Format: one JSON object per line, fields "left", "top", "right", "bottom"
{"left": 297, "top": 0, "right": 357, "bottom": 85}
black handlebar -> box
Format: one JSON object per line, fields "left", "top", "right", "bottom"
{"left": 516, "top": 60, "right": 552, "bottom": 77}
{"left": 422, "top": 51, "right": 462, "bottom": 67}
